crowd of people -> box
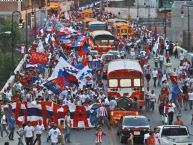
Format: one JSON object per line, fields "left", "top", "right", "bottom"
{"left": 0, "top": 2, "right": 193, "bottom": 145}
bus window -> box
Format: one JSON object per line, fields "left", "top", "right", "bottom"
{"left": 101, "top": 40, "right": 109, "bottom": 45}
{"left": 121, "top": 29, "right": 127, "bottom": 33}
{"left": 120, "top": 79, "right": 131, "bottom": 87}
{"left": 109, "top": 40, "right": 114, "bottom": 45}
{"left": 95, "top": 40, "right": 101, "bottom": 45}
{"left": 134, "top": 79, "right": 141, "bottom": 87}
{"left": 109, "top": 79, "right": 118, "bottom": 87}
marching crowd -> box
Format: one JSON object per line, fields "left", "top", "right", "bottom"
{"left": 0, "top": 7, "right": 118, "bottom": 145}
{"left": 0, "top": 3, "right": 193, "bottom": 145}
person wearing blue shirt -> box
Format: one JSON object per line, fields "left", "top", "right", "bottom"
{"left": 8, "top": 113, "right": 15, "bottom": 140}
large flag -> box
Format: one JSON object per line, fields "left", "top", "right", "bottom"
{"left": 30, "top": 51, "right": 48, "bottom": 64}
{"left": 78, "top": 44, "right": 90, "bottom": 56}
{"left": 171, "top": 83, "right": 182, "bottom": 100}
{"left": 76, "top": 66, "right": 92, "bottom": 80}
{"left": 82, "top": 55, "right": 89, "bottom": 66}
{"left": 50, "top": 56, "right": 79, "bottom": 79}
{"left": 44, "top": 77, "right": 66, "bottom": 95}
{"left": 58, "top": 69, "right": 78, "bottom": 86}
{"left": 72, "top": 35, "right": 87, "bottom": 48}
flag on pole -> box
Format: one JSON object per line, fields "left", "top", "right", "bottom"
{"left": 44, "top": 77, "right": 66, "bottom": 95}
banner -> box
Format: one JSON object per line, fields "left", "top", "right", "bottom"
{"left": 11, "top": 102, "right": 98, "bottom": 128}
{"left": 30, "top": 51, "right": 48, "bottom": 64}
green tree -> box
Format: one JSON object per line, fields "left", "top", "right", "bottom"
{"left": 0, "top": 19, "right": 21, "bottom": 53}
{"left": 0, "top": 19, "right": 22, "bottom": 89}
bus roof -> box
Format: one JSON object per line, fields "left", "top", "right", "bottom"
{"left": 88, "top": 21, "right": 106, "bottom": 26}
{"left": 108, "top": 59, "right": 143, "bottom": 74}
{"left": 91, "top": 30, "right": 113, "bottom": 38}
{"left": 113, "top": 22, "right": 131, "bottom": 27}
{"left": 108, "top": 19, "right": 128, "bottom": 24}
{"left": 83, "top": 18, "right": 97, "bottom": 22}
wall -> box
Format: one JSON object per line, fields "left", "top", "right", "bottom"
{"left": 171, "top": 1, "right": 193, "bottom": 48}
{"left": 105, "top": 7, "right": 158, "bottom": 19}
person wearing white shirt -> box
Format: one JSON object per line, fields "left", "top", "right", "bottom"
{"left": 159, "top": 53, "right": 164, "bottom": 69}
{"left": 65, "top": 111, "right": 71, "bottom": 143}
{"left": 17, "top": 125, "right": 25, "bottom": 145}
{"left": 152, "top": 68, "right": 158, "bottom": 88}
{"left": 1, "top": 113, "right": 9, "bottom": 137}
{"left": 34, "top": 120, "right": 45, "bottom": 145}
{"left": 109, "top": 97, "right": 117, "bottom": 110}
{"left": 98, "top": 92, "right": 105, "bottom": 100}
{"left": 144, "top": 131, "right": 150, "bottom": 145}
{"left": 179, "top": 50, "right": 185, "bottom": 63}
{"left": 150, "top": 90, "right": 156, "bottom": 111}
{"left": 161, "top": 70, "right": 168, "bottom": 83}
{"left": 4, "top": 88, "right": 12, "bottom": 101}
{"left": 189, "top": 89, "right": 193, "bottom": 110}
{"left": 154, "top": 128, "right": 160, "bottom": 145}
{"left": 104, "top": 97, "right": 110, "bottom": 106}
{"left": 48, "top": 124, "right": 61, "bottom": 145}
{"left": 24, "top": 122, "right": 34, "bottom": 145}
{"left": 13, "top": 80, "right": 23, "bottom": 92}
{"left": 167, "top": 99, "right": 176, "bottom": 125}
{"left": 79, "top": 92, "right": 86, "bottom": 104}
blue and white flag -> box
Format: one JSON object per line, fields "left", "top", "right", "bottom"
{"left": 50, "top": 56, "right": 79, "bottom": 80}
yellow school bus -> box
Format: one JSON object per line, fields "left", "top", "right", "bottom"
{"left": 80, "top": 9, "right": 94, "bottom": 19}
{"left": 112, "top": 22, "right": 133, "bottom": 39}
{"left": 82, "top": 18, "right": 97, "bottom": 30}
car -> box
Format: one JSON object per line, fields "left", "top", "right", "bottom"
{"left": 107, "top": 50, "right": 121, "bottom": 58}
{"left": 117, "top": 115, "right": 150, "bottom": 144}
{"left": 89, "top": 50, "right": 99, "bottom": 58}
{"left": 100, "top": 53, "right": 118, "bottom": 63}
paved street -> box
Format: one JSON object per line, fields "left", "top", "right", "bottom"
{"left": 1, "top": 55, "right": 193, "bottom": 145}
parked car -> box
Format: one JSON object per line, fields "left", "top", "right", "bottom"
{"left": 157, "top": 125, "right": 193, "bottom": 145}
{"left": 117, "top": 115, "right": 150, "bottom": 144}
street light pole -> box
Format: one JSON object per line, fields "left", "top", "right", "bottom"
{"left": 181, "top": 3, "right": 193, "bottom": 51}
{"left": 188, "top": 7, "right": 190, "bottom": 52}
{"left": 32, "top": 0, "right": 37, "bottom": 40}
{"left": 11, "top": 11, "right": 22, "bottom": 71}
{"left": 137, "top": 0, "right": 139, "bottom": 19}
{"left": 148, "top": 0, "right": 151, "bottom": 31}
{"left": 164, "top": 0, "right": 167, "bottom": 40}
{"left": 26, "top": 8, "right": 28, "bottom": 48}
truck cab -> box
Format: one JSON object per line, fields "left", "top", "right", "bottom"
{"left": 157, "top": 125, "right": 193, "bottom": 145}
